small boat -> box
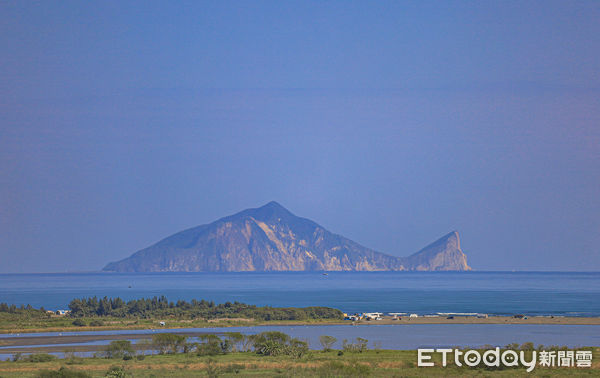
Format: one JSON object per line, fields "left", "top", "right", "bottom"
{"left": 322, "top": 273, "right": 328, "bottom": 276}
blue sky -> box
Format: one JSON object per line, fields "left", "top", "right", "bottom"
{"left": 1, "top": 1, "right": 599, "bottom": 272}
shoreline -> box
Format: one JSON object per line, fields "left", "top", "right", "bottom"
{"left": 347, "top": 315, "right": 600, "bottom": 325}
{"left": 2, "top": 322, "right": 600, "bottom": 354}
{"left": 1, "top": 315, "right": 600, "bottom": 336}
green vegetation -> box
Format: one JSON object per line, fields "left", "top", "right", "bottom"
{"left": 5, "top": 331, "right": 595, "bottom": 377}
{"left": 319, "top": 335, "right": 337, "bottom": 351}
{"left": 35, "top": 366, "right": 91, "bottom": 377}
{"left": 0, "top": 297, "right": 344, "bottom": 333}
{"left": 12, "top": 353, "right": 57, "bottom": 363}
{"left": 0, "top": 345, "right": 597, "bottom": 377}
{"left": 343, "top": 337, "right": 369, "bottom": 353}
{"left": 249, "top": 331, "right": 308, "bottom": 358}
{"left": 67, "top": 296, "right": 343, "bottom": 321}
{"left": 104, "top": 341, "right": 135, "bottom": 359}
{"left": 151, "top": 333, "right": 187, "bottom": 354}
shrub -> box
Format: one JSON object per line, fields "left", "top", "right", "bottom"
{"left": 89, "top": 319, "right": 104, "bottom": 326}
{"left": 342, "top": 337, "right": 369, "bottom": 353}
{"left": 222, "top": 364, "right": 246, "bottom": 374}
{"left": 205, "top": 358, "right": 220, "bottom": 378}
{"left": 219, "top": 338, "right": 233, "bottom": 354}
{"left": 152, "top": 333, "right": 187, "bottom": 354}
{"left": 197, "top": 341, "right": 221, "bottom": 356}
{"left": 288, "top": 338, "right": 309, "bottom": 358}
{"left": 71, "top": 319, "right": 86, "bottom": 327}
{"left": 104, "top": 365, "right": 128, "bottom": 378}
{"left": 24, "top": 353, "right": 57, "bottom": 362}
{"left": 104, "top": 340, "right": 134, "bottom": 359}
{"left": 197, "top": 334, "right": 222, "bottom": 356}
{"left": 251, "top": 332, "right": 308, "bottom": 358}
{"left": 315, "top": 361, "right": 371, "bottom": 377}
{"left": 35, "top": 367, "right": 91, "bottom": 378}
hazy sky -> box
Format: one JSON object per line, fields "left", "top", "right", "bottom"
{"left": 1, "top": 1, "right": 599, "bottom": 272}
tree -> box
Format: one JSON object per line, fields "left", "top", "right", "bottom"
{"left": 152, "top": 333, "right": 187, "bottom": 354}
{"left": 342, "top": 337, "right": 369, "bottom": 353}
{"left": 289, "top": 338, "right": 309, "bottom": 358}
{"left": 224, "top": 332, "right": 245, "bottom": 352}
{"left": 104, "top": 340, "right": 134, "bottom": 359}
{"left": 319, "top": 335, "right": 337, "bottom": 351}
{"left": 197, "top": 334, "right": 222, "bottom": 356}
{"left": 356, "top": 337, "right": 368, "bottom": 352}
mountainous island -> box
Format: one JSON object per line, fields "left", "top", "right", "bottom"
{"left": 103, "top": 201, "right": 471, "bottom": 272}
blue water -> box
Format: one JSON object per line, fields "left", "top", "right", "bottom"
{"left": 0, "top": 271, "right": 599, "bottom": 316}
{"left": 1, "top": 325, "right": 599, "bottom": 356}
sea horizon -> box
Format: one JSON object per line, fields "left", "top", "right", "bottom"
{"left": 2, "top": 271, "right": 599, "bottom": 317}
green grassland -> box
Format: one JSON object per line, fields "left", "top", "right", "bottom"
{"left": 0, "top": 349, "right": 598, "bottom": 377}
{"left": 0, "top": 297, "right": 344, "bottom": 333}
{"left": 0, "top": 311, "right": 343, "bottom": 334}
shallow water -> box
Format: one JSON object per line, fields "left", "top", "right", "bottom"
{"left": 1, "top": 323, "right": 599, "bottom": 360}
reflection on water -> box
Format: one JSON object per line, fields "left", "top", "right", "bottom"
{"left": 1, "top": 323, "right": 599, "bottom": 360}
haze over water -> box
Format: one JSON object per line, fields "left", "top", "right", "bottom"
{"left": 2, "top": 272, "right": 599, "bottom": 316}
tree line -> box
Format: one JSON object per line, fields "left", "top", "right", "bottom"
{"left": 102, "top": 331, "right": 364, "bottom": 360}
{"left": 0, "top": 303, "right": 47, "bottom": 317}
{"left": 66, "top": 296, "right": 343, "bottom": 321}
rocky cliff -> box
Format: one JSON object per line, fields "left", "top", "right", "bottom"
{"left": 402, "top": 231, "right": 471, "bottom": 271}
{"left": 103, "top": 202, "right": 471, "bottom": 272}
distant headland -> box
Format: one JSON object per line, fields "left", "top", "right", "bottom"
{"left": 103, "top": 201, "right": 471, "bottom": 272}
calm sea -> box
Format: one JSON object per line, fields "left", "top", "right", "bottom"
{"left": 0, "top": 271, "right": 599, "bottom": 316}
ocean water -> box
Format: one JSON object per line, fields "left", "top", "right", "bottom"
{"left": 0, "top": 271, "right": 599, "bottom": 316}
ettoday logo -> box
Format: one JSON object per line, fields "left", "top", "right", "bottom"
{"left": 418, "top": 348, "right": 593, "bottom": 372}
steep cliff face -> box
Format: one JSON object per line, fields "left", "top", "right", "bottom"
{"left": 402, "top": 231, "right": 471, "bottom": 271}
{"left": 103, "top": 202, "right": 471, "bottom": 272}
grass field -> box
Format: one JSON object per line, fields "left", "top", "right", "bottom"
{"left": 0, "top": 313, "right": 345, "bottom": 334}
{"left": 0, "top": 349, "right": 597, "bottom": 377}
{"left": 3, "top": 314, "right": 600, "bottom": 335}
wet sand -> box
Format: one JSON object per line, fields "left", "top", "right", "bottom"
{"left": 0, "top": 331, "right": 216, "bottom": 350}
